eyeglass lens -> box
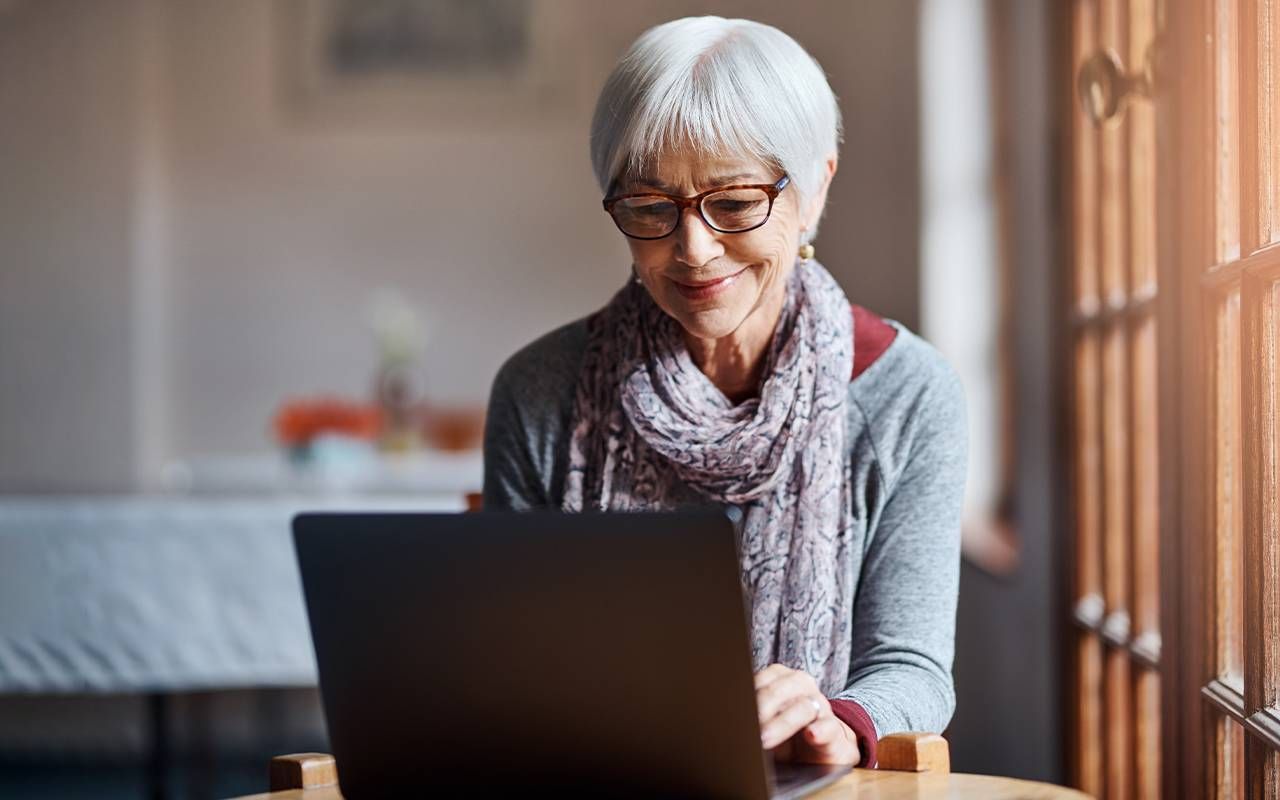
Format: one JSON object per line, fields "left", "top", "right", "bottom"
{"left": 611, "top": 187, "right": 772, "bottom": 238}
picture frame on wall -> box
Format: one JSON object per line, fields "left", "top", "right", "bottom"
{"left": 275, "top": 0, "right": 581, "bottom": 127}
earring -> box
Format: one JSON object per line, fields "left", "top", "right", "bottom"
{"left": 798, "top": 243, "right": 815, "bottom": 262}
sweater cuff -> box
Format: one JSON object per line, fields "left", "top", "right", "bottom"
{"left": 827, "top": 698, "right": 878, "bottom": 769}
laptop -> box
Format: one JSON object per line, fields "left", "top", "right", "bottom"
{"left": 293, "top": 510, "right": 852, "bottom": 798}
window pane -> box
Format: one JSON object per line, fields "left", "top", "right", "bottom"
{"left": 1245, "top": 736, "right": 1280, "bottom": 794}
{"left": 1102, "top": 320, "right": 1132, "bottom": 799}
{"left": 1270, "top": 0, "right": 1280, "bottom": 243}
{"left": 1129, "top": 0, "right": 1158, "bottom": 289}
{"left": 1216, "top": 0, "right": 1241, "bottom": 261}
{"left": 1214, "top": 716, "right": 1247, "bottom": 799}
{"left": 1213, "top": 290, "right": 1244, "bottom": 686}
{"left": 1243, "top": 0, "right": 1279, "bottom": 250}
{"left": 1133, "top": 666, "right": 1161, "bottom": 799}
{"left": 1242, "top": 278, "right": 1280, "bottom": 711}
{"left": 1102, "top": 324, "right": 1130, "bottom": 621}
{"left": 1073, "top": 0, "right": 1100, "bottom": 310}
{"left": 1077, "top": 633, "right": 1105, "bottom": 794}
{"left": 1132, "top": 314, "right": 1160, "bottom": 639}
{"left": 1073, "top": 329, "right": 1104, "bottom": 796}
{"left": 1099, "top": 0, "right": 1128, "bottom": 302}
{"left": 1076, "top": 331, "right": 1104, "bottom": 601}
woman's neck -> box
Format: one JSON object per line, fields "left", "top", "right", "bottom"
{"left": 684, "top": 290, "right": 786, "bottom": 404}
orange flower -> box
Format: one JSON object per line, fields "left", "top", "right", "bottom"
{"left": 272, "top": 397, "right": 381, "bottom": 447}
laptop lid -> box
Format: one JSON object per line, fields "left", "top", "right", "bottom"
{"left": 294, "top": 510, "right": 778, "bottom": 798}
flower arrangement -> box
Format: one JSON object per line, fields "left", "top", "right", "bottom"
{"left": 272, "top": 397, "right": 381, "bottom": 451}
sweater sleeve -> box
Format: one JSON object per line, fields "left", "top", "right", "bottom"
{"left": 833, "top": 345, "right": 967, "bottom": 738}
{"left": 482, "top": 319, "right": 588, "bottom": 511}
{"left": 482, "top": 361, "right": 549, "bottom": 510}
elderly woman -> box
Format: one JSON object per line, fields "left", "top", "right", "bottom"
{"left": 483, "top": 17, "right": 965, "bottom": 769}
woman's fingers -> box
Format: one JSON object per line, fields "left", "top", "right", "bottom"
{"left": 797, "top": 717, "right": 861, "bottom": 765}
{"left": 756, "top": 668, "right": 820, "bottom": 722}
{"left": 760, "top": 694, "right": 824, "bottom": 749}
{"left": 754, "top": 664, "right": 860, "bottom": 764}
{"left": 753, "top": 663, "right": 792, "bottom": 691}
{"left": 801, "top": 716, "right": 845, "bottom": 747}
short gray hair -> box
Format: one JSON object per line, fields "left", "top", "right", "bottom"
{"left": 590, "top": 17, "right": 842, "bottom": 221}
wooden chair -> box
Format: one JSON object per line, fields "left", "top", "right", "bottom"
{"left": 267, "top": 733, "right": 950, "bottom": 792}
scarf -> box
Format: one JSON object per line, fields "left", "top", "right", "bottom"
{"left": 562, "top": 260, "right": 856, "bottom": 694}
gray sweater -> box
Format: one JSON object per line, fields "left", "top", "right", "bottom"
{"left": 482, "top": 316, "right": 966, "bottom": 738}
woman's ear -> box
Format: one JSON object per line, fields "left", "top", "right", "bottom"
{"left": 802, "top": 154, "right": 840, "bottom": 235}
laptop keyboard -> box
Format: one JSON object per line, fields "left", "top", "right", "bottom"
{"left": 771, "top": 762, "right": 851, "bottom": 799}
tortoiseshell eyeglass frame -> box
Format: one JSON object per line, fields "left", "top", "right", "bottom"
{"left": 601, "top": 174, "right": 791, "bottom": 240}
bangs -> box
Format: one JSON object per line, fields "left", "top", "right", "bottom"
{"left": 609, "top": 65, "right": 781, "bottom": 190}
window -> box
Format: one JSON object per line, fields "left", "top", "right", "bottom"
{"left": 1068, "top": 0, "right": 1280, "bottom": 795}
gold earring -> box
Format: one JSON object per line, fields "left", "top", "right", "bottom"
{"left": 798, "top": 243, "right": 815, "bottom": 262}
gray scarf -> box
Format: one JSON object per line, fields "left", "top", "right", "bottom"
{"left": 562, "top": 260, "right": 855, "bottom": 694}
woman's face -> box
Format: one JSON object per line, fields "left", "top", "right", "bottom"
{"left": 617, "top": 152, "right": 805, "bottom": 342}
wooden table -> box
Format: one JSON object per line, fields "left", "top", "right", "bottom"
{"left": 230, "top": 742, "right": 1090, "bottom": 800}
{"left": 229, "top": 770, "right": 1090, "bottom": 799}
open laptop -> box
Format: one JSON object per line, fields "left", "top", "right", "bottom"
{"left": 293, "top": 510, "right": 852, "bottom": 798}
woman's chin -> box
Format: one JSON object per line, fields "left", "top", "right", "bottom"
{"left": 670, "top": 305, "right": 750, "bottom": 341}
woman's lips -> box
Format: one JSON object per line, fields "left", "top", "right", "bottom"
{"left": 671, "top": 268, "right": 746, "bottom": 301}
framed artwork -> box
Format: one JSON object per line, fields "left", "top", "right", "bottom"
{"left": 275, "top": 0, "right": 581, "bottom": 126}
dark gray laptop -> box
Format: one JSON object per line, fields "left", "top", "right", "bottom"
{"left": 293, "top": 510, "right": 851, "bottom": 798}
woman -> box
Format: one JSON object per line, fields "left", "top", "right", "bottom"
{"left": 483, "top": 16, "right": 965, "bottom": 769}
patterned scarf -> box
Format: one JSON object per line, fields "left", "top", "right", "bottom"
{"left": 562, "top": 260, "right": 855, "bottom": 694}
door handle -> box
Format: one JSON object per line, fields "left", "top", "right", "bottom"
{"left": 1076, "top": 37, "right": 1162, "bottom": 126}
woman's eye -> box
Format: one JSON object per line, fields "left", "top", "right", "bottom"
{"left": 630, "top": 202, "right": 673, "bottom": 218}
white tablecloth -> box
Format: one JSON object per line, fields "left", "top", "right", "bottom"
{"left": 0, "top": 495, "right": 461, "bottom": 693}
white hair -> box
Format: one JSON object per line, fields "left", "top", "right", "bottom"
{"left": 590, "top": 16, "right": 842, "bottom": 236}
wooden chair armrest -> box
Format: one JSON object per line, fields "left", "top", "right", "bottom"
{"left": 270, "top": 753, "right": 338, "bottom": 792}
{"left": 875, "top": 732, "right": 951, "bottom": 773}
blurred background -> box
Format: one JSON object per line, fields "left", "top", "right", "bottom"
{"left": 0, "top": 1, "right": 1062, "bottom": 797}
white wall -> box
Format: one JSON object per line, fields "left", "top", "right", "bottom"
{"left": 0, "top": 0, "right": 144, "bottom": 491}
{"left": 0, "top": 0, "right": 922, "bottom": 490}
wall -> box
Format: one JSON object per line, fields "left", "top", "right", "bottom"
{"left": 159, "top": 0, "right": 921, "bottom": 465}
{"left": 0, "top": 0, "right": 144, "bottom": 491}
{"left": 0, "top": 1, "right": 922, "bottom": 487}
{"left": 947, "top": 0, "right": 1063, "bottom": 782}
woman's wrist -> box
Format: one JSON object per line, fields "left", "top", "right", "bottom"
{"left": 826, "top": 698, "right": 878, "bottom": 768}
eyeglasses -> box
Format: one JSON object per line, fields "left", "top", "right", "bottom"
{"left": 602, "top": 175, "right": 791, "bottom": 240}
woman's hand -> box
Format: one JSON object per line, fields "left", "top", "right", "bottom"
{"left": 755, "top": 664, "right": 861, "bottom": 765}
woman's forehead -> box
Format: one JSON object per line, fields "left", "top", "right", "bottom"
{"left": 623, "top": 151, "right": 776, "bottom": 192}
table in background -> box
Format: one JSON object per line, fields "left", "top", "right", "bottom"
{"left": 0, "top": 492, "right": 470, "bottom": 799}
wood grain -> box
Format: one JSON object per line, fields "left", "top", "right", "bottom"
{"left": 1243, "top": 273, "right": 1280, "bottom": 793}
{"left": 1073, "top": 0, "right": 1101, "bottom": 313}
{"left": 1102, "top": 320, "right": 1134, "bottom": 800}
{"left": 1240, "top": 0, "right": 1274, "bottom": 253}
{"left": 876, "top": 733, "right": 950, "bottom": 774}
{"left": 228, "top": 770, "right": 1091, "bottom": 800}
{"left": 1212, "top": 289, "right": 1245, "bottom": 685}
{"left": 1216, "top": 0, "right": 1242, "bottom": 263}
{"left": 269, "top": 754, "right": 338, "bottom": 792}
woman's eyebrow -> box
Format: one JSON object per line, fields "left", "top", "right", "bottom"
{"left": 628, "top": 173, "right": 764, "bottom": 193}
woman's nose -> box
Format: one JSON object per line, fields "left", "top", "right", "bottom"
{"left": 673, "top": 207, "right": 724, "bottom": 267}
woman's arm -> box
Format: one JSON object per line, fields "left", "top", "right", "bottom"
{"left": 834, "top": 350, "right": 967, "bottom": 739}
{"left": 481, "top": 320, "right": 589, "bottom": 511}
{"left": 482, "top": 366, "right": 549, "bottom": 510}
